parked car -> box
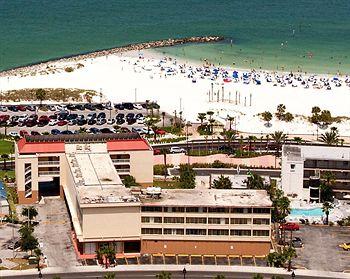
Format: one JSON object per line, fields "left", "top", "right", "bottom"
{"left": 7, "top": 240, "right": 20, "bottom": 250}
{"left": 97, "top": 112, "right": 106, "bottom": 119}
{"left": 107, "top": 118, "right": 115, "bottom": 125}
{"left": 19, "top": 130, "right": 29, "bottom": 137}
{"left": 153, "top": 149, "right": 161, "bottom": 155}
{"left": 123, "top": 102, "right": 134, "bottom": 110}
{"left": 339, "top": 242, "right": 350, "bottom": 251}
{"left": 116, "top": 113, "right": 124, "bottom": 119}
{"left": 47, "top": 105, "right": 56, "bottom": 111}
{"left": 49, "top": 119, "right": 58, "bottom": 126}
{"left": 30, "top": 131, "right": 41, "bottom": 136}
{"left": 76, "top": 104, "right": 85, "bottom": 111}
{"left": 0, "top": 106, "right": 7, "bottom": 112}
{"left": 61, "top": 130, "right": 73, "bottom": 135}
{"left": 89, "top": 127, "right": 101, "bottom": 134}
{"left": 26, "top": 105, "right": 36, "bottom": 111}
{"left": 77, "top": 119, "right": 87, "bottom": 126}
{"left": 156, "top": 129, "right": 166, "bottom": 135}
{"left": 51, "top": 129, "right": 61, "bottom": 135}
{"left": 170, "top": 146, "right": 186, "bottom": 154}
{"left": 134, "top": 104, "right": 143, "bottom": 110}
{"left": 87, "top": 113, "right": 97, "bottom": 120}
{"left": 280, "top": 222, "right": 300, "bottom": 231}
{"left": 292, "top": 237, "right": 303, "bottom": 248}
{"left": 57, "top": 120, "right": 68, "bottom": 126}
{"left": 116, "top": 118, "right": 125, "bottom": 125}
{"left": 114, "top": 103, "right": 124, "bottom": 110}
{"left": 17, "top": 105, "right": 26, "bottom": 111}
{"left": 141, "top": 127, "right": 154, "bottom": 135}
{"left": 100, "top": 127, "right": 115, "bottom": 134}
{"left": 96, "top": 118, "right": 106, "bottom": 125}
{"left": 8, "top": 131, "right": 20, "bottom": 137}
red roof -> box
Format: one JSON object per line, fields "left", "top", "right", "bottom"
{"left": 17, "top": 138, "right": 65, "bottom": 154}
{"left": 107, "top": 139, "right": 151, "bottom": 151}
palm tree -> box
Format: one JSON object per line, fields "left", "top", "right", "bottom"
{"left": 161, "top": 149, "right": 168, "bottom": 178}
{"left": 21, "top": 206, "right": 38, "bottom": 224}
{"left": 284, "top": 246, "right": 297, "bottom": 271}
{"left": 104, "top": 273, "right": 116, "bottom": 279}
{"left": 261, "top": 111, "right": 272, "bottom": 127}
{"left": 212, "top": 175, "right": 232, "bottom": 189}
{"left": 270, "top": 131, "right": 287, "bottom": 157}
{"left": 276, "top": 104, "right": 286, "bottom": 120}
{"left": 319, "top": 130, "right": 339, "bottom": 145}
{"left": 156, "top": 271, "right": 172, "bottom": 279}
{"left": 197, "top": 113, "right": 207, "bottom": 127}
{"left": 322, "top": 201, "right": 334, "bottom": 225}
{"left": 161, "top": 112, "right": 166, "bottom": 127}
{"left": 208, "top": 118, "right": 215, "bottom": 134}
{"left": 1, "top": 154, "right": 9, "bottom": 170}
{"left": 227, "top": 115, "right": 235, "bottom": 130}
{"left": 35, "top": 88, "right": 46, "bottom": 107}
{"left": 222, "top": 129, "right": 237, "bottom": 152}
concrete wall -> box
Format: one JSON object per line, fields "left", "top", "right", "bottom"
{"left": 141, "top": 240, "right": 271, "bottom": 256}
{"left": 82, "top": 205, "right": 141, "bottom": 240}
{"left": 281, "top": 157, "right": 305, "bottom": 199}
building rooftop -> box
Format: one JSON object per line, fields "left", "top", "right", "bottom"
{"left": 66, "top": 144, "right": 139, "bottom": 206}
{"left": 142, "top": 189, "right": 272, "bottom": 207}
{"left": 17, "top": 133, "right": 152, "bottom": 154}
{"left": 283, "top": 144, "right": 350, "bottom": 161}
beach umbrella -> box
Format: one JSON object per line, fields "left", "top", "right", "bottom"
{"left": 232, "top": 71, "right": 239, "bottom": 78}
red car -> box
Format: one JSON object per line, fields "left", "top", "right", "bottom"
{"left": 156, "top": 129, "right": 166, "bottom": 135}
{"left": 57, "top": 120, "right": 68, "bottom": 126}
{"left": 39, "top": 115, "right": 50, "bottom": 121}
{"left": 153, "top": 149, "right": 161, "bottom": 155}
{"left": 19, "top": 130, "right": 29, "bottom": 137}
{"left": 280, "top": 222, "right": 300, "bottom": 231}
{"left": 17, "top": 105, "right": 27, "bottom": 111}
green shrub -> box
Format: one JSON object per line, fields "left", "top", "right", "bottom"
{"left": 64, "top": 67, "right": 74, "bottom": 73}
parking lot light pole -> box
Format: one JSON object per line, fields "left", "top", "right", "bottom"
{"left": 182, "top": 267, "right": 187, "bottom": 279}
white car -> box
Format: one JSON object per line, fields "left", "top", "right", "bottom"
{"left": 141, "top": 127, "right": 154, "bottom": 135}
{"left": 49, "top": 119, "right": 58, "bottom": 126}
{"left": 136, "top": 118, "right": 144, "bottom": 124}
{"left": 107, "top": 118, "right": 115, "bottom": 125}
{"left": 134, "top": 104, "right": 143, "bottom": 110}
{"left": 170, "top": 146, "right": 186, "bottom": 154}
{"left": 8, "top": 131, "right": 19, "bottom": 137}
{"left": 0, "top": 106, "right": 7, "bottom": 112}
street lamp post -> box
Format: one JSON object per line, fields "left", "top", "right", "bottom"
{"left": 182, "top": 267, "right": 187, "bottom": 279}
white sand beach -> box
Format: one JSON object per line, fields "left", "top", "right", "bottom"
{"left": 0, "top": 49, "right": 350, "bottom": 137}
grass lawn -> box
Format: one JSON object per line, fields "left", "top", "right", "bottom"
{"left": 0, "top": 140, "right": 14, "bottom": 154}
{"left": 153, "top": 179, "right": 180, "bottom": 189}
{"left": 0, "top": 170, "right": 15, "bottom": 180}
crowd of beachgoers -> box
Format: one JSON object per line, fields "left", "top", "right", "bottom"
{"left": 0, "top": 41, "right": 350, "bottom": 137}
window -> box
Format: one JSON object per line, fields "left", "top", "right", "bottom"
{"left": 231, "top": 208, "right": 252, "bottom": 214}
{"left": 141, "top": 228, "right": 162, "bottom": 235}
{"left": 208, "top": 207, "right": 229, "bottom": 213}
{"left": 290, "top": 164, "right": 296, "bottom": 170}
{"left": 163, "top": 228, "right": 184, "bottom": 235}
{"left": 253, "top": 230, "right": 270, "bottom": 237}
{"left": 231, "top": 218, "right": 251, "bottom": 225}
{"left": 141, "top": 216, "right": 150, "bottom": 223}
{"left": 164, "top": 217, "right": 184, "bottom": 223}
{"left": 230, "top": 229, "right": 251, "bottom": 236}
{"left": 253, "top": 208, "right": 270, "bottom": 214}
{"left": 141, "top": 206, "right": 162, "bottom": 212}
{"left": 186, "top": 229, "right": 206, "bottom": 235}
{"left": 253, "top": 218, "right": 270, "bottom": 225}
{"left": 208, "top": 229, "right": 229, "bottom": 236}
{"left": 186, "top": 207, "right": 199, "bottom": 213}
{"left": 208, "top": 218, "right": 221, "bottom": 224}
{"left": 153, "top": 217, "right": 162, "bottom": 223}
{"left": 164, "top": 207, "right": 185, "bottom": 213}
{"left": 186, "top": 217, "right": 207, "bottom": 224}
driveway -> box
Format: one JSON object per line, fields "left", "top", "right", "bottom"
{"left": 34, "top": 198, "right": 80, "bottom": 267}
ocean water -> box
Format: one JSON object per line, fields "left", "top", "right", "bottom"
{"left": 0, "top": 0, "right": 349, "bottom": 73}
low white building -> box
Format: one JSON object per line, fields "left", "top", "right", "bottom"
{"left": 281, "top": 145, "right": 350, "bottom": 201}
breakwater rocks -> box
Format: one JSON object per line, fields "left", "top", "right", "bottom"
{"left": 0, "top": 36, "right": 224, "bottom": 77}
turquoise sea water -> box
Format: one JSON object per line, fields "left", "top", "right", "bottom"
{"left": 0, "top": 0, "right": 350, "bottom": 73}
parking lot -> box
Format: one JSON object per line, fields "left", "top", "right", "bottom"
{"left": 293, "top": 225, "right": 350, "bottom": 272}
{"left": 0, "top": 102, "right": 169, "bottom": 137}
{"left": 0, "top": 222, "right": 22, "bottom": 260}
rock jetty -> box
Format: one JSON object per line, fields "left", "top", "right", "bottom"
{"left": 0, "top": 36, "right": 224, "bottom": 76}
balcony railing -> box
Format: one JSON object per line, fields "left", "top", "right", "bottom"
{"left": 38, "top": 161, "right": 60, "bottom": 166}
{"left": 116, "top": 169, "right": 130, "bottom": 173}
{"left": 38, "top": 171, "right": 60, "bottom": 176}
{"left": 25, "top": 176, "right": 32, "bottom": 184}
{"left": 112, "top": 159, "right": 130, "bottom": 163}
{"left": 25, "top": 166, "right": 31, "bottom": 173}
{"left": 25, "top": 189, "right": 32, "bottom": 198}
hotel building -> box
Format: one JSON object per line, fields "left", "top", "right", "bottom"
{"left": 281, "top": 144, "right": 350, "bottom": 201}
{"left": 15, "top": 134, "right": 272, "bottom": 257}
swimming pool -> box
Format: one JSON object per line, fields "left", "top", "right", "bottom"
{"left": 290, "top": 207, "right": 324, "bottom": 217}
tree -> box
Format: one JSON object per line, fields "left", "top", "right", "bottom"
{"left": 276, "top": 104, "right": 286, "bottom": 120}
{"left": 19, "top": 224, "right": 34, "bottom": 237}
{"left": 123, "top": 175, "right": 139, "bottom": 188}
{"left": 222, "top": 129, "right": 237, "bottom": 153}
{"left": 284, "top": 246, "right": 297, "bottom": 271}
{"left": 283, "top": 112, "right": 294, "bottom": 122}
{"left": 261, "top": 111, "right": 272, "bottom": 127}
{"left": 21, "top": 206, "right": 38, "bottom": 224}
{"left": 161, "top": 112, "right": 166, "bottom": 127}
{"left": 1, "top": 154, "right": 9, "bottom": 170}
{"left": 227, "top": 115, "right": 235, "bottom": 130}
{"left": 178, "top": 164, "right": 196, "bottom": 189}
{"left": 319, "top": 130, "right": 339, "bottom": 145}
{"left": 214, "top": 275, "right": 226, "bottom": 279}
{"left": 212, "top": 175, "right": 232, "bottom": 189}
{"left": 319, "top": 110, "right": 333, "bottom": 126}
{"left": 252, "top": 274, "right": 264, "bottom": 279}
{"left": 156, "top": 271, "right": 172, "bottom": 279}
{"left": 208, "top": 118, "right": 215, "bottom": 134}
{"left": 245, "top": 173, "right": 265, "bottom": 190}
{"left": 322, "top": 201, "right": 334, "bottom": 225}
{"left": 320, "top": 171, "right": 335, "bottom": 202}
{"left": 20, "top": 233, "right": 38, "bottom": 253}
{"left": 311, "top": 106, "right": 321, "bottom": 115}
{"left": 293, "top": 137, "right": 302, "bottom": 144}
{"left": 270, "top": 131, "right": 287, "bottom": 157}
{"left": 197, "top": 113, "right": 207, "bottom": 127}
{"left": 35, "top": 88, "right": 46, "bottom": 107}
{"left": 104, "top": 273, "right": 116, "bottom": 279}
